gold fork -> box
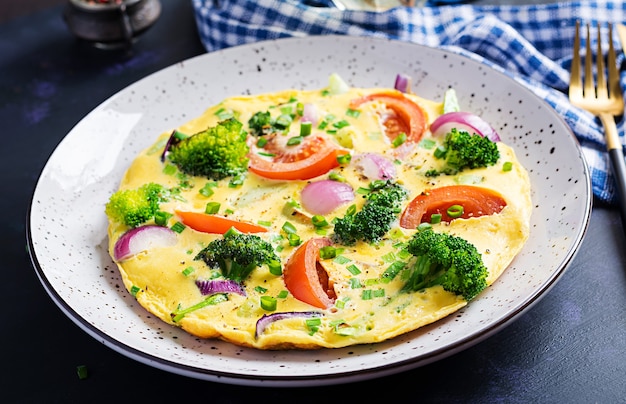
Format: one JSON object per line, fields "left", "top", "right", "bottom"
{"left": 569, "top": 21, "right": 626, "bottom": 230}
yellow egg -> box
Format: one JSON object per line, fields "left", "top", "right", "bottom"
{"left": 107, "top": 85, "right": 531, "bottom": 350}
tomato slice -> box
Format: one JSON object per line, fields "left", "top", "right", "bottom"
{"left": 350, "top": 91, "right": 427, "bottom": 143}
{"left": 283, "top": 238, "right": 336, "bottom": 309}
{"left": 248, "top": 134, "right": 348, "bottom": 180}
{"left": 399, "top": 185, "right": 507, "bottom": 229}
{"left": 175, "top": 210, "right": 268, "bottom": 234}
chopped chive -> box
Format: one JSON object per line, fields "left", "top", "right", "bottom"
{"left": 154, "top": 211, "right": 172, "bottom": 226}
{"left": 76, "top": 365, "right": 88, "bottom": 380}
{"left": 171, "top": 294, "right": 228, "bottom": 322}
{"left": 430, "top": 213, "right": 442, "bottom": 224}
{"left": 311, "top": 215, "right": 329, "bottom": 228}
{"left": 345, "top": 108, "right": 361, "bottom": 118}
{"left": 319, "top": 246, "right": 337, "bottom": 260}
{"left": 300, "top": 121, "right": 312, "bottom": 136}
{"left": 447, "top": 204, "right": 464, "bottom": 218}
{"left": 336, "top": 153, "right": 351, "bottom": 165}
{"left": 333, "top": 255, "right": 351, "bottom": 265}
{"left": 287, "top": 136, "right": 303, "bottom": 146}
{"left": 282, "top": 221, "right": 297, "bottom": 234}
{"left": 130, "top": 285, "right": 141, "bottom": 296}
{"left": 260, "top": 296, "right": 277, "bottom": 311}
{"left": 257, "top": 151, "right": 276, "bottom": 157}
{"left": 199, "top": 184, "right": 215, "bottom": 197}
{"left": 333, "top": 119, "right": 350, "bottom": 129}
{"left": 392, "top": 132, "right": 407, "bottom": 148}
{"left": 434, "top": 145, "right": 447, "bottom": 159}
{"left": 418, "top": 138, "right": 436, "bottom": 149}
{"left": 268, "top": 260, "right": 282, "bottom": 276}
{"left": 256, "top": 137, "right": 268, "bottom": 148}
{"left": 346, "top": 264, "right": 361, "bottom": 275}
{"left": 170, "top": 221, "right": 186, "bottom": 233}
{"left": 163, "top": 164, "right": 177, "bottom": 175}
{"left": 287, "top": 233, "right": 301, "bottom": 246}
{"left": 205, "top": 201, "right": 221, "bottom": 214}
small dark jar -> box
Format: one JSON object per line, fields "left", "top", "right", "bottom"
{"left": 63, "top": 0, "right": 161, "bottom": 49}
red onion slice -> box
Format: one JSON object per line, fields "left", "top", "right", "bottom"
{"left": 394, "top": 73, "right": 412, "bottom": 93}
{"left": 195, "top": 279, "right": 246, "bottom": 296}
{"left": 300, "top": 180, "right": 355, "bottom": 215}
{"left": 113, "top": 225, "right": 178, "bottom": 261}
{"left": 430, "top": 111, "right": 501, "bottom": 142}
{"left": 301, "top": 103, "right": 319, "bottom": 125}
{"left": 255, "top": 311, "right": 322, "bottom": 338}
{"left": 354, "top": 153, "right": 397, "bottom": 180}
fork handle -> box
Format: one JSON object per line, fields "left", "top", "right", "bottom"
{"left": 599, "top": 112, "right": 626, "bottom": 234}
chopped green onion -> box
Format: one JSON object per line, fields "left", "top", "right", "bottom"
{"left": 503, "top": 161, "right": 513, "bottom": 172}
{"left": 260, "top": 296, "right": 277, "bottom": 311}
{"left": 277, "top": 290, "right": 289, "bottom": 298}
{"left": 205, "top": 201, "right": 221, "bottom": 214}
{"left": 258, "top": 220, "right": 272, "bottom": 227}
{"left": 215, "top": 107, "right": 234, "bottom": 120}
{"left": 162, "top": 164, "right": 177, "bottom": 175}
{"left": 171, "top": 294, "right": 228, "bottom": 322}
{"left": 328, "top": 171, "right": 346, "bottom": 182}
{"left": 130, "top": 285, "right": 141, "bottom": 296}
{"left": 311, "top": 215, "right": 329, "bottom": 228}
{"left": 255, "top": 286, "right": 268, "bottom": 294}
{"left": 346, "top": 108, "right": 361, "bottom": 118}
{"left": 349, "top": 278, "right": 362, "bottom": 289}
{"left": 319, "top": 246, "right": 337, "bottom": 259}
{"left": 287, "top": 233, "right": 301, "bottom": 246}
{"left": 256, "top": 137, "right": 268, "bottom": 148}
{"left": 392, "top": 132, "right": 407, "bottom": 148}
{"left": 361, "top": 289, "right": 373, "bottom": 300}
{"left": 182, "top": 266, "right": 195, "bottom": 277}
{"left": 268, "top": 260, "right": 282, "bottom": 276}
{"left": 430, "top": 213, "right": 442, "bottom": 224}
{"left": 434, "top": 145, "right": 447, "bottom": 159}
{"left": 300, "top": 121, "right": 312, "bottom": 136}
{"left": 199, "top": 183, "right": 216, "bottom": 197}
{"left": 418, "top": 138, "right": 436, "bottom": 150}
{"left": 417, "top": 222, "right": 432, "bottom": 231}
{"left": 336, "top": 153, "right": 352, "bottom": 165}
{"left": 282, "top": 221, "right": 297, "bottom": 234}
{"left": 381, "top": 261, "right": 405, "bottom": 282}
{"left": 333, "top": 255, "right": 351, "bottom": 265}
{"left": 170, "top": 221, "right": 186, "bottom": 233}
{"left": 442, "top": 88, "right": 460, "bottom": 113}
{"left": 333, "top": 119, "right": 350, "bottom": 129}
{"left": 76, "top": 365, "right": 88, "bottom": 380}
{"left": 447, "top": 204, "right": 464, "bottom": 218}
{"left": 154, "top": 211, "right": 172, "bottom": 226}
{"left": 287, "top": 136, "right": 303, "bottom": 146}
{"left": 346, "top": 264, "right": 361, "bottom": 275}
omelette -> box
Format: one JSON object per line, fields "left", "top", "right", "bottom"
{"left": 105, "top": 75, "right": 532, "bottom": 350}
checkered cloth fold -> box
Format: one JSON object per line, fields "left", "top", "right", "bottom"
{"left": 191, "top": 0, "right": 626, "bottom": 204}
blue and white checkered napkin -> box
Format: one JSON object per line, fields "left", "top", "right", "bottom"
{"left": 191, "top": 0, "right": 626, "bottom": 205}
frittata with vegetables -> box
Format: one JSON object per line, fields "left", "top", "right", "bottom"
{"left": 105, "top": 74, "right": 532, "bottom": 349}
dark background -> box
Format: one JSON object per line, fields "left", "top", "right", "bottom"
{"left": 2, "top": 1, "right": 626, "bottom": 403}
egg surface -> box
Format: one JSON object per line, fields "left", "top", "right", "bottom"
{"left": 106, "top": 83, "right": 531, "bottom": 350}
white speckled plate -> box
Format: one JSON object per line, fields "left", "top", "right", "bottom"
{"left": 27, "top": 36, "right": 591, "bottom": 386}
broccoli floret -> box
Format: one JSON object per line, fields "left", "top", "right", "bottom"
{"left": 402, "top": 227, "right": 488, "bottom": 301}
{"left": 195, "top": 230, "right": 280, "bottom": 283}
{"left": 168, "top": 118, "right": 249, "bottom": 180}
{"left": 432, "top": 128, "right": 500, "bottom": 175}
{"left": 332, "top": 180, "right": 408, "bottom": 245}
{"left": 105, "top": 183, "right": 167, "bottom": 228}
{"left": 248, "top": 111, "right": 273, "bottom": 137}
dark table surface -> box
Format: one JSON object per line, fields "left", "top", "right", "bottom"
{"left": 3, "top": 1, "right": 626, "bottom": 402}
